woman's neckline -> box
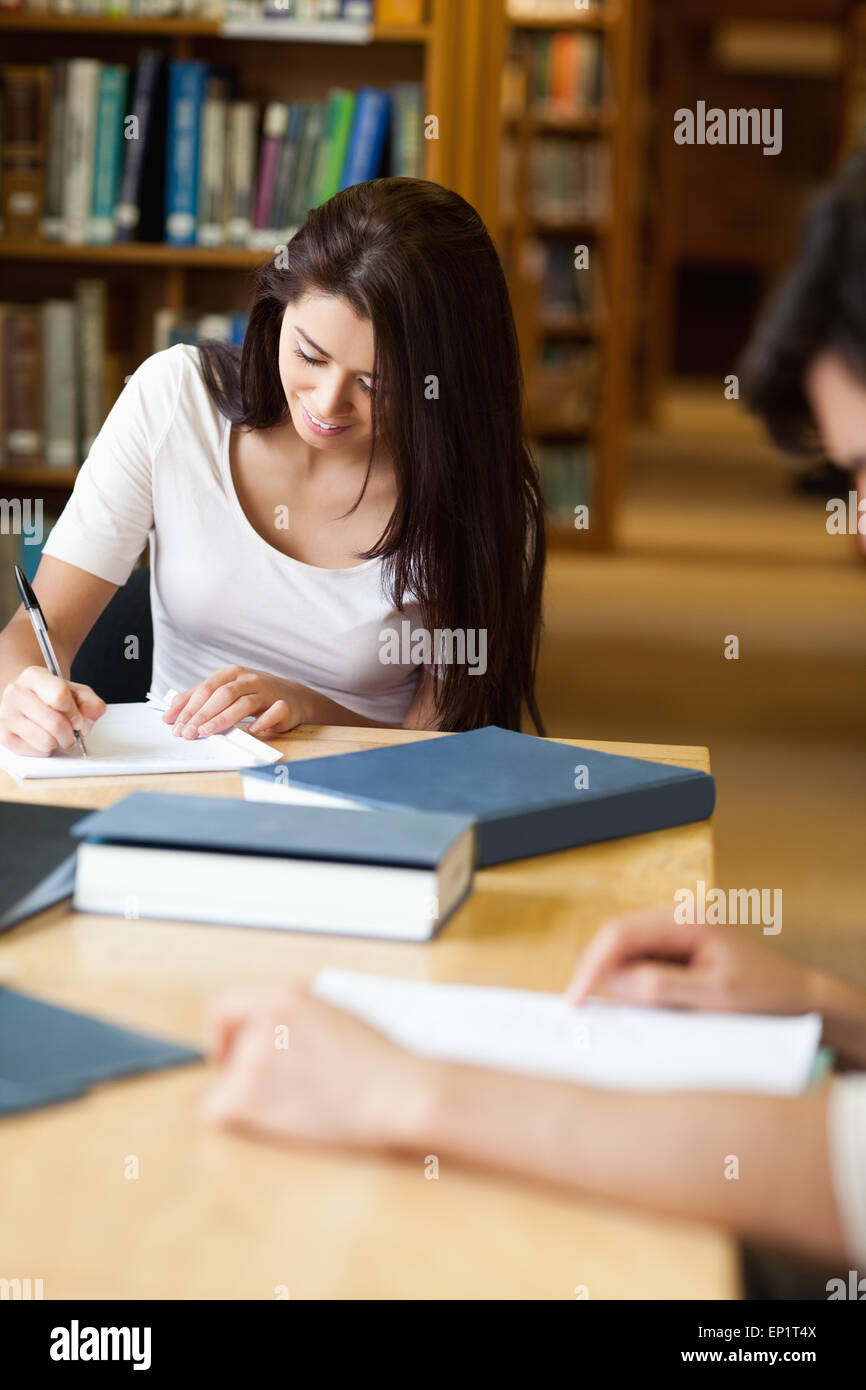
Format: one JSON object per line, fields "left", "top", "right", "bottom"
{"left": 220, "top": 418, "right": 382, "bottom": 576}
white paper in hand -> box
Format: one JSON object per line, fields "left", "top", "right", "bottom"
{"left": 312, "top": 970, "right": 822, "bottom": 1095}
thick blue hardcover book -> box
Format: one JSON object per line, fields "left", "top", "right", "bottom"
{"left": 71, "top": 791, "right": 474, "bottom": 870}
{"left": 340, "top": 88, "right": 390, "bottom": 189}
{"left": 164, "top": 60, "right": 208, "bottom": 246}
{"left": 243, "top": 726, "right": 717, "bottom": 867}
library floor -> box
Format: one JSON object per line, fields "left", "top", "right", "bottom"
{"left": 537, "top": 382, "right": 866, "bottom": 986}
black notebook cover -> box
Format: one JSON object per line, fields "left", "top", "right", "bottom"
{"left": 245, "top": 726, "right": 716, "bottom": 867}
{"left": 0, "top": 801, "right": 84, "bottom": 934}
{"left": 0, "top": 988, "right": 202, "bottom": 1117}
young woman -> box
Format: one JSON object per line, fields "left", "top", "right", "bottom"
{"left": 0, "top": 179, "right": 545, "bottom": 753}
{"left": 196, "top": 156, "right": 866, "bottom": 1272}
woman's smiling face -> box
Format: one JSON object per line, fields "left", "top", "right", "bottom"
{"left": 279, "top": 293, "right": 376, "bottom": 450}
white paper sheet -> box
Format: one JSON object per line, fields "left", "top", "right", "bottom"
{"left": 313, "top": 970, "right": 822, "bottom": 1095}
{"left": 0, "top": 695, "right": 282, "bottom": 780}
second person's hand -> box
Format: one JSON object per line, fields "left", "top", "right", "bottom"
{"left": 567, "top": 909, "right": 819, "bottom": 1018}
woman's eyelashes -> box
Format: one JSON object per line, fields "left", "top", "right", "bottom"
{"left": 293, "top": 343, "right": 374, "bottom": 395}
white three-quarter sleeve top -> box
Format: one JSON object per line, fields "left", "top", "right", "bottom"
{"left": 43, "top": 344, "right": 422, "bottom": 724}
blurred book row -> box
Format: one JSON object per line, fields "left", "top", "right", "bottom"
{"left": 530, "top": 138, "right": 609, "bottom": 224}
{"left": 0, "top": 287, "right": 247, "bottom": 473}
{"left": 507, "top": 0, "right": 607, "bottom": 17}
{"left": 0, "top": 58, "right": 423, "bottom": 246}
{"left": 515, "top": 29, "right": 607, "bottom": 116}
{"left": 0, "top": 1, "right": 402, "bottom": 20}
{"left": 534, "top": 441, "right": 593, "bottom": 522}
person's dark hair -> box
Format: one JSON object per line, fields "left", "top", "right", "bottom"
{"left": 741, "top": 149, "right": 866, "bottom": 452}
{"left": 198, "top": 177, "right": 545, "bottom": 734}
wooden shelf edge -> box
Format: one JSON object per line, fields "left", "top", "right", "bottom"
{"left": 0, "top": 239, "right": 270, "bottom": 268}
{"left": 0, "top": 468, "right": 79, "bottom": 487}
{"left": 506, "top": 7, "right": 620, "bottom": 33}
{"left": 0, "top": 12, "right": 432, "bottom": 42}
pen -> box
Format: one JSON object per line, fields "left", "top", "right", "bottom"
{"left": 12, "top": 564, "right": 88, "bottom": 757}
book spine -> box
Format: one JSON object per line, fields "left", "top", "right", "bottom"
{"left": 196, "top": 80, "right": 229, "bottom": 248}
{"left": 0, "top": 64, "right": 50, "bottom": 240}
{"left": 390, "top": 83, "right": 422, "bottom": 178}
{"left": 223, "top": 100, "right": 256, "bottom": 246}
{"left": 164, "top": 60, "right": 207, "bottom": 246}
{"left": 41, "top": 60, "right": 67, "bottom": 240}
{"left": 311, "top": 90, "right": 354, "bottom": 208}
{"left": 75, "top": 279, "right": 106, "bottom": 459}
{"left": 89, "top": 65, "right": 129, "bottom": 244}
{"left": 269, "top": 102, "right": 305, "bottom": 242}
{"left": 114, "top": 50, "right": 162, "bottom": 242}
{"left": 251, "top": 101, "right": 289, "bottom": 247}
{"left": 318, "top": 89, "right": 355, "bottom": 201}
{"left": 340, "top": 87, "right": 388, "bottom": 189}
{"left": 41, "top": 301, "right": 79, "bottom": 470}
{"left": 287, "top": 100, "right": 323, "bottom": 230}
{"left": 478, "top": 777, "right": 717, "bottom": 869}
{"left": 63, "top": 59, "right": 101, "bottom": 245}
{"left": 3, "top": 308, "right": 42, "bottom": 468}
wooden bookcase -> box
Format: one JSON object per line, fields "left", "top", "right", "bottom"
{"left": 500, "top": 1, "right": 643, "bottom": 551}
{"left": 0, "top": 0, "right": 505, "bottom": 502}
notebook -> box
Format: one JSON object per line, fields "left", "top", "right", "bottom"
{"left": 71, "top": 792, "right": 475, "bottom": 940}
{"left": 0, "top": 692, "right": 282, "bottom": 781}
{"left": 0, "top": 801, "right": 83, "bottom": 934}
{"left": 0, "top": 988, "right": 202, "bottom": 1117}
{"left": 312, "top": 970, "right": 822, "bottom": 1095}
{"left": 243, "top": 725, "right": 716, "bottom": 867}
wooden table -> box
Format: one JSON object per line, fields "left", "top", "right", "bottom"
{"left": 0, "top": 726, "right": 737, "bottom": 1300}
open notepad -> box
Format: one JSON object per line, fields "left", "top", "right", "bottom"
{"left": 312, "top": 970, "right": 823, "bottom": 1095}
{"left": 0, "top": 693, "right": 282, "bottom": 780}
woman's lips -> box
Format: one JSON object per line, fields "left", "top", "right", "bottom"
{"left": 299, "top": 402, "right": 353, "bottom": 437}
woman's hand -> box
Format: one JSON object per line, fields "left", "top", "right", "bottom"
{"left": 162, "top": 666, "right": 312, "bottom": 739}
{"left": 0, "top": 666, "right": 105, "bottom": 756}
{"left": 200, "top": 985, "right": 427, "bottom": 1149}
{"left": 567, "top": 908, "right": 819, "bottom": 1017}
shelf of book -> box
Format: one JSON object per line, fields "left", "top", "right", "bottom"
{"left": 0, "top": 0, "right": 511, "bottom": 525}
{"left": 0, "top": 13, "right": 433, "bottom": 43}
{"left": 502, "top": 0, "right": 639, "bottom": 550}
{"left": 0, "top": 240, "right": 271, "bottom": 268}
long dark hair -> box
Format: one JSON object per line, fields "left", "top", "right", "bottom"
{"left": 741, "top": 150, "right": 866, "bottom": 452}
{"left": 198, "top": 177, "right": 545, "bottom": 733}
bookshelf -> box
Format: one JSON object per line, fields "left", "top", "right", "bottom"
{"left": 501, "top": 0, "right": 641, "bottom": 550}
{"left": 0, "top": 0, "right": 506, "bottom": 528}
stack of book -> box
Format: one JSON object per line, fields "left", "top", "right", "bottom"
{"left": 0, "top": 58, "right": 424, "bottom": 247}
{"left": 530, "top": 342, "right": 599, "bottom": 429}
{"left": 0, "top": 1, "right": 381, "bottom": 17}
{"left": 0, "top": 288, "right": 249, "bottom": 475}
{"left": 517, "top": 29, "right": 607, "bottom": 116}
{"left": 0, "top": 283, "right": 115, "bottom": 475}
{"left": 534, "top": 441, "right": 593, "bottom": 520}
{"left": 153, "top": 307, "right": 248, "bottom": 351}
{"left": 536, "top": 238, "right": 603, "bottom": 325}
{"left": 529, "top": 137, "right": 609, "bottom": 224}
